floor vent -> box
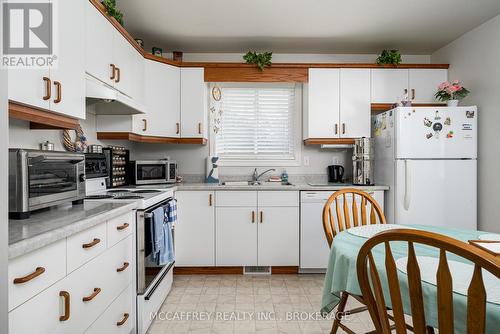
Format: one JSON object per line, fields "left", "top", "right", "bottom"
{"left": 243, "top": 266, "right": 271, "bottom": 275}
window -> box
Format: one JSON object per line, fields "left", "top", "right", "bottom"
{"left": 212, "top": 83, "right": 300, "bottom": 166}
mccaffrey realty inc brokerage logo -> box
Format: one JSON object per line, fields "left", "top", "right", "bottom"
{"left": 2, "top": 0, "right": 58, "bottom": 69}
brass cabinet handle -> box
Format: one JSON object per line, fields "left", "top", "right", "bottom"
{"left": 116, "top": 262, "right": 129, "bottom": 272}
{"left": 198, "top": 122, "right": 202, "bottom": 134}
{"left": 209, "top": 194, "right": 213, "bottom": 206}
{"left": 411, "top": 88, "right": 416, "bottom": 100}
{"left": 115, "top": 67, "right": 120, "bottom": 83}
{"left": 342, "top": 123, "right": 346, "bottom": 135}
{"left": 117, "top": 313, "right": 129, "bottom": 326}
{"left": 176, "top": 122, "right": 180, "bottom": 134}
{"left": 82, "top": 238, "right": 100, "bottom": 249}
{"left": 116, "top": 223, "right": 129, "bottom": 231}
{"left": 260, "top": 211, "right": 263, "bottom": 223}
{"left": 404, "top": 88, "right": 408, "bottom": 95}
{"left": 251, "top": 211, "right": 255, "bottom": 223}
{"left": 13, "top": 267, "right": 45, "bottom": 284}
{"left": 110, "top": 64, "right": 116, "bottom": 80}
{"left": 82, "top": 287, "right": 101, "bottom": 302}
{"left": 43, "top": 77, "right": 51, "bottom": 100}
{"left": 53, "top": 81, "right": 62, "bottom": 103}
{"left": 142, "top": 119, "right": 147, "bottom": 131}
{"left": 334, "top": 124, "right": 338, "bottom": 135}
{"left": 59, "top": 291, "right": 70, "bottom": 321}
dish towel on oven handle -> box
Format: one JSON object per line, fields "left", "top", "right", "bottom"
{"left": 158, "top": 199, "right": 177, "bottom": 265}
{"left": 149, "top": 205, "right": 167, "bottom": 264}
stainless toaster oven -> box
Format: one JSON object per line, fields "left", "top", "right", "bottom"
{"left": 9, "top": 149, "right": 86, "bottom": 219}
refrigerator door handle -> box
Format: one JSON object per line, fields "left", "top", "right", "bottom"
{"left": 404, "top": 160, "right": 411, "bottom": 210}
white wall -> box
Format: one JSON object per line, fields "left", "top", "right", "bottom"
{"left": 432, "top": 14, "right": 500, "bottom": 233}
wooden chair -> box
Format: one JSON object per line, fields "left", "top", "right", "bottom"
{"left": 322, "top": 188, "right": 387, "bottom": 334}
{"left": 357, "top": 229, "right": 500, "bottom": 334}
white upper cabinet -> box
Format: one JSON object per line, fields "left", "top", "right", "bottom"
{"left": 85, "top": 0, "right": 114, "bottom": 86}
{"left": 49, "top": 0, "right": 85, "bottom": 119}
{"left": 339, "top": 69, "right": 371, "bottom": 138}
{"left": 304, "top": 69, "right": 340, "bottom": 139}
{"left": 409, "top": 69, "right": 448, "bottom": 103}
{"left": 180, "top": 68, "right": 208, "bottom": 138}
{"left": 9, "top": 0, "right": 85, "bottom": 119}
{"left": 137, "top": 59, "right": 180, "bottom": 137}
{"left": 371, "top": 69, "right": 409, "bottom": 104}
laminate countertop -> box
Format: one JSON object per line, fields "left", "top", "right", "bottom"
{"left": 8, "top": 201, "right": 137, "bottom": 259}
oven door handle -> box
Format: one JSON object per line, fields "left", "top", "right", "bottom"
{"left": 144, "top": 262, "right": 174, "bottom": 301}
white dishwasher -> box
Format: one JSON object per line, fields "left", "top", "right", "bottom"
{"left": 300, "top": 190, "right": 384, "bottom": 272}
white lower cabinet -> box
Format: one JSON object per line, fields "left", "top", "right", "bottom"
{"left": 216, "top": 207, "right": 258, "bottom": 266}
{"left": 175, "top": 191, "right": 215, "bottom": 266}
{"left": 8, "top": 211, "right": 136, "bottom": 334}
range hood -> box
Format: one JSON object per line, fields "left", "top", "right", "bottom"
{"left": 85, "top": 74, "right": 145, "bottom": 115}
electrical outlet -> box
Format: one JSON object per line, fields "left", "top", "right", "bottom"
{"left": 303, "top": 156, "right": 310, "bottom": 166}
{"left": 332, "top": 157, "right": 340, "bottom": 165}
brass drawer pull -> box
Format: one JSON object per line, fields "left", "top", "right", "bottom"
{"left": 117, "top": 313, "right": 129, "bottom": 326}
{"left": 116, "top": 262, "right": 129, "bottom": 272}
{"left": 176, "top": 122, "right": 180, "bottom": 134}
{"left": 82, "top": 287, "right": 101, "bottom": 302}
{"left": 260, "top": 211, "right": 263, "bottom": 223}
{"left": 251, "top": 211, "right": 255, "bottom": 223}
{"left": 209, "top": 194, "right": 213, "bottom": 206}
{"left": 13, "top": 267, "right": 45, "bottom": 284}
{"left": 116, "top": 223, "right": 129, "bottom": 231}
{"left": 59, "top": 291, "right": 70, "bottom": 321}
{"left": 142, "top": 119, "right": 147, "bottom": 131}
{"left": 82, "top": 238, "right": 100, "bottom": 249}
{"left": 43, "top": 77, "right": 51, "bottom": 100}
{"left": 110, "top": 64, "right": 116, "bottom": 80}
{"left": 115, "top": 67, "right": 120, "bottom": 83}
{"left": 53, "top": 81, "right": 62, "bottom": 103}
{"left": 198, "top": 122, "right": 202, "bottom": 134}
{"left": 334, "top": 124, "right": 338, "bottom": 135}
{"left": 342, "top": 123, "right": 346, "bottom": 135}
{"left": 411, "top": 88, "right": 416, "bottom": 100}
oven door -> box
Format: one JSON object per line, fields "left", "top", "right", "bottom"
{"left": 27, "top": 152, "right": 84, "bottom": 210}
{"left": 136, "top": 198, "right": 175, "bottom": 298}
{"left": 135, "top": 161, "right": 168, "bottom": 185}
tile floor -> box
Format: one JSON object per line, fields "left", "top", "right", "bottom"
{"left": 147, "top": 274, "right": 375, "bottom": 334}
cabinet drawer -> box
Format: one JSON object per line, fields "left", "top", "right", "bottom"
{"left": 85, "top": 283, "right": 135, "bottom": 334}
{"left": 107, "top": 211, "right": 135, "bottom": 248}
{"left": 67, "top": 223, "right": 107, "bottom": 273}
{"left": 69, "top": 235, "right": 134, "bottom": 333}
{"left": 216, "top": 191, "right": 257, "bottom": 207}
{"left": 258, "top": 191, "right": 299, "bottom": 207}
{"left": 8, "top": 239, "right": 66, "bottom": 311}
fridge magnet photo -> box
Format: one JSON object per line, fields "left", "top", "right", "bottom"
{"left": 444, "top": 117, "right": 451, "bottom": 126}
{"left": 432, "top": 122, "right": 443, "bottom": 132}
{"left": 446, "top": 131, "right": 454, "bottom": 138}
{"left": 423, "top": 118, "right": 432, "bottom": 127}
{"left": 434, "top": 110, "right": 441, "bottom": 120}
{"left": 426, "top": 133, "right": 433, "bottom": 139}
{"left": 466, "top": 110, "right": 475, "bottom": 118}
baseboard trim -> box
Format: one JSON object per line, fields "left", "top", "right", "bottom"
{"left": 173, "top": 266, "right": 299, "bottom": 275}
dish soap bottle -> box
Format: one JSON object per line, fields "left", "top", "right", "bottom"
{"left": 281, "top": 170, "right": 288, "bottom": 183}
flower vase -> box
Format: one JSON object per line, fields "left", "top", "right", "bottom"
{"left": 447, "top": 100, "right": 459, "bottom": 107}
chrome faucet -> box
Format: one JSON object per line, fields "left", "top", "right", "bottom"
{"left": 252, "top": 168, "right": 276, "bottom": 184}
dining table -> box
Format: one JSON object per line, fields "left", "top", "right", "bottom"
{"left": 321, "top": 224, "right": 500, "bottom": 334}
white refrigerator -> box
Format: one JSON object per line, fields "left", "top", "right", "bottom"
{"left": 373, "top": 106, "right": 477, "bottom": 229}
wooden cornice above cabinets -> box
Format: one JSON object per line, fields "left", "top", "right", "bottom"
{"left": 370, "top": 103, "right": 447, "bottom": 114}
{"left": 96, "top": 132, "right": 207, "bottom": 145}
{"left": 9, "top": 101, "right": 79, "bottom": 130}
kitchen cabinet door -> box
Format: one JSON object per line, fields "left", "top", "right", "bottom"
{"left": 48, "top": 0, "right": 85, "bottom": 119}
{"left": 180, "top": 68, "right": 208, "bottom": 138}
{"left": 371, "top": 69, "right": 409, "bottom": 104}
{"left": 175, "top": 191, "right": 215, "bottom": 266}
{"left": 304, "top": 69, "right": 340, "bottom": 139}
{"left": 112, "top": 30, "right": 144, "bottom": 102}
{"left": 339, "top": 69, "right": 371, "bottom": 138}
{"left": 85, "top": 0, "right": 114, "bottom": 86}
{"left": 9, "top": 277, "right": 74, "bottom": 334}
{"left": 138, "top": 60, "right": 180, "bottom": 137}
{"left": 257, "top": 207, "right": 299, "bottom": 266}
{"left": 409, "top": 69, "right": 448, "bottom": 103}
{"left": 216, "top": 207, "right": 257, "bottom": 266}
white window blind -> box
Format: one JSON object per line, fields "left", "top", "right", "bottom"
{"left": 215, "top": 86, "right": 296, "bottom": 160}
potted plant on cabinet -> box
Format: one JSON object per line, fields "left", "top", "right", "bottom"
{"left": 435, "top": 81, "right": 470, "bottom": 106}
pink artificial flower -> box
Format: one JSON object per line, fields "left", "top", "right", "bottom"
{"left": 438, "top": 81, "right": 450, "bottom": 91}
